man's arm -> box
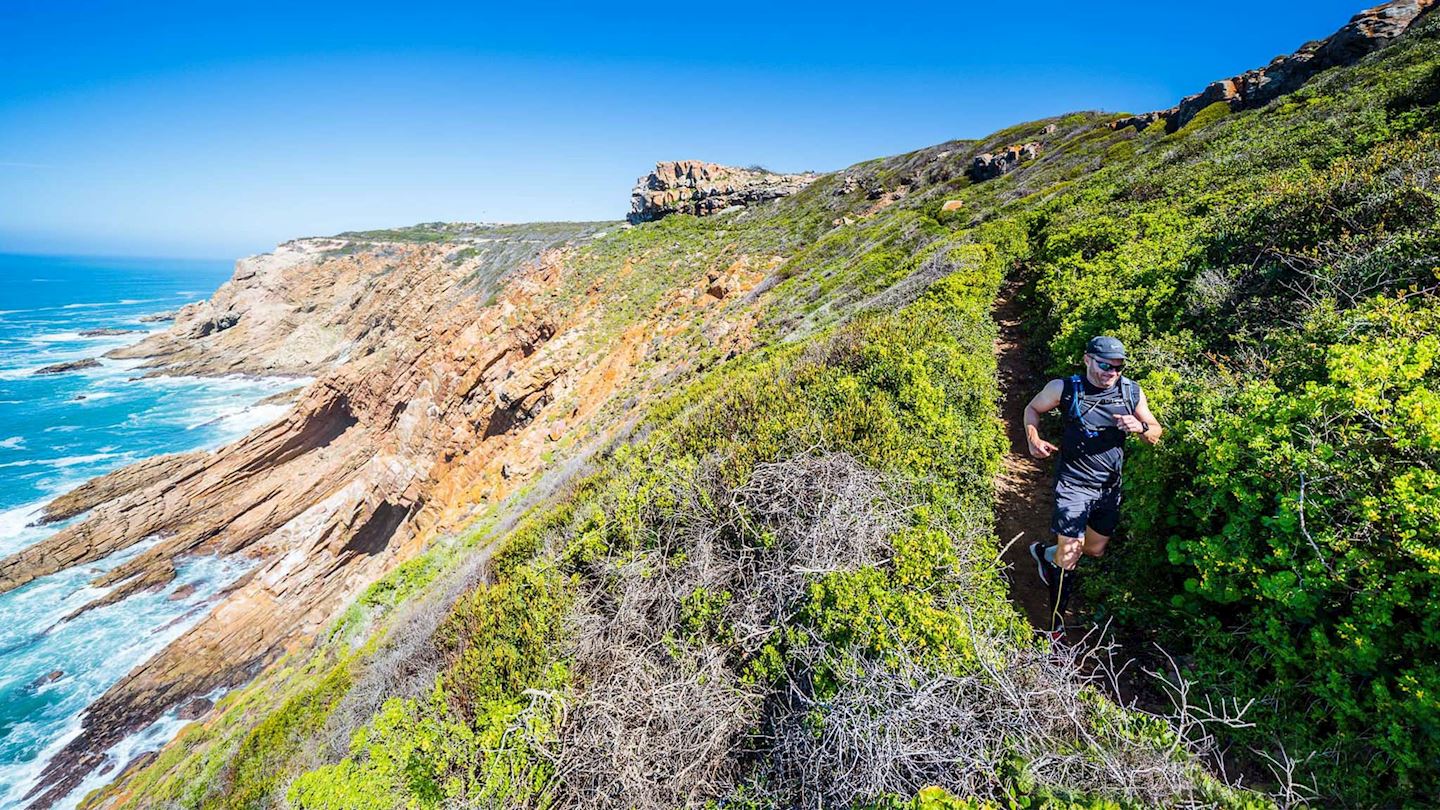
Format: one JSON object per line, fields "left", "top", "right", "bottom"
{"left": 1116, "top": 392, "right": 1163, "bottom": 445}
{"left": 1024, "top": 379, "right": 1064, "bottom": 459}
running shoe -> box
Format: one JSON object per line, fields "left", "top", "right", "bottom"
{"left": 1029, "top": 541, "right": 1054, "bottom": 587}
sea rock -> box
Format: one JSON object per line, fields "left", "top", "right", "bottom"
{"left": 138, "top": 311, "right": 176, "bottom": 323}
{"left": 30, "top": 670, "right": 64, "bottom": 689}
{"left": 78, "top": 328, "right": 142, "bottom": 337}
{"left": 628, "top": 160, "right": 819, "bottom": 224}
{"left": 968, "top": 142, "right": 1042, "bottom": 181}
{"left": 167, "top": 583, "right": 198, "bottom": 601}
{"left": 176, "top": 697, "right": 213, "bottom": 720}
{"left": 33, "top": 358, "right": 100, "bottom": 375}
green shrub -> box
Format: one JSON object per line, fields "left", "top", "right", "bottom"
{"left": 1020, "top": 23, "right": 1440, "bottom": 799}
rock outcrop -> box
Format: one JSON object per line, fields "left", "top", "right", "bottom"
{"left": 104, "top": 240, "right": 366, "bottom": 378}
{"left": 968, "top": 142, "right": 1041, "bottom": 181}
{"left": 628, "top": 160, "right": 819, "bottom": 224}
{"left": 33, "top": 358, "right": 100, "bottom": 375}
{"left": 34, "top": 451, "right": 210, "bottom": 525}
{"left": 78, "top": 328, "right": 141, "bottom": 337}
{"left": 1113, "top": 0, "right": 1436, "bottom": 132}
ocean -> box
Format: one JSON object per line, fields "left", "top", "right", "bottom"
{"left": 0, "top": 252, "right": 308, "bottom": 807}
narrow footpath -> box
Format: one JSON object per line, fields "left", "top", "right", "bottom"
{"left": 993, "top": 280, "right": 1163, "bottom": 696}
{"left": 991, "top": 280, "right": 1269, "bottom": 789}
{"left": 992, "top": 279, "right": 1069, "bottom": 639}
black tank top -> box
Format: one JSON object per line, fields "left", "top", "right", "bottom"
{"left": 1057, "top": 375, "right": 1138, "bottom": 488}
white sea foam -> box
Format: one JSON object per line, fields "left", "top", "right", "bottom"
{"left": 0, "top": 436, "right": 24, "bottom": 450}
{"left": 186, "top": 401, "right": 293, "bottom": 434}
{"left": 100, "top": 356, "right": 147, "bottom": 371}
{"left": 0, "top": 721, "right": 84, "bottom": 810}
{"left": 51, "top": 713, "right": 186, "bottom": 809}
{"left": 0, "top": 545, "right": 252, "bottom": 806}
{"left": 50, "top": 682, "right": 233, "bottom": 810}
{"left": 0, "top": 500, "right": 47, "bottom": 543}
{"left": 0, "top": 453, "right": 119, "bottom": 471}
{"left": 22, "top": 330, "right": 85, "bottom": 343}
{"left": 0, "top": 332, "right": 305, "bottom": 801}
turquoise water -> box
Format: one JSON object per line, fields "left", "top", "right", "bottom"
{"left": 0, "top": 253, "right": 308, "bottom": 807}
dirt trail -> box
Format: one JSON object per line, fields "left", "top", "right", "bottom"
{"left": 992, "top": 280, "right": 1065, "bottom": 636}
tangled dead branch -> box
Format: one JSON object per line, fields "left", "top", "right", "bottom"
{"left": 540, "top": 453, "right": 907, "bottom": 809}
{"left": 503, "top": 452, "right": 1273, "bottom": 809}
{"left": 761, "top": 621, "right": 1273, "bottom": 810}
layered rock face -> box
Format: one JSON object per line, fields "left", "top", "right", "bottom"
{"left": 104, "top": 238, "right": 383, "bottom": 377}
{"left": 628, "top": 160, "right": 819, "bottom": 223}
{"left": 1113, "top": 0, "right": 1436, "bottom": 132}
{"left": 10, "top": 221, "right": 782, "bottom": 807}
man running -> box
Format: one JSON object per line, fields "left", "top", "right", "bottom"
{"left": 1022, "top": 336, "right": 1162, "bottom": 643}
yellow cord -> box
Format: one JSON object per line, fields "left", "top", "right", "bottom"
{"left": 1050, "top": 548, "right": 1066, "bottom": 639}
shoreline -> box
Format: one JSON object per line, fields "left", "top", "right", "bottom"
{"left": 0, "top": 274, "right": 314, "bottom": 806}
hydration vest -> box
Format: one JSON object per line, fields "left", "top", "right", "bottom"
{"left": 1060, "top": 374, "right": 1140, "bottom": 438}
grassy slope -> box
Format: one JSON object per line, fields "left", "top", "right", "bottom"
{"left": 88, "top": 14, "right": 1440, "bottom": 808}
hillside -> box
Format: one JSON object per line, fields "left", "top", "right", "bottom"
{"left": 14, "top": 0, "right": 1437, "bottom": 806}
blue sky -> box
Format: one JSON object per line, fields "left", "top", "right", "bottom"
{"left": 1, "top": 1, "right": 1370, "bottom": 258}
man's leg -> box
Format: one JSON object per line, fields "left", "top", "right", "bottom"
{"left": 1043, "top": 481, "right": 1099, "bottom": 635}
{"left": 1043, "top": 533, "right": 1082, "bottom": 636}
{"left": 1053, "top": 533, "right": 1085, "bottom": 569}
{"left": 1082, "top": 487, "right": 1122, "bottom": 558}
{"left": 1081, "top": 526, "right": 1110, "bottom": 558}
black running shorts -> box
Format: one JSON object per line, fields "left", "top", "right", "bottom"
{"left": 1051, "top": 480, "right": 1122, "bottom": 539}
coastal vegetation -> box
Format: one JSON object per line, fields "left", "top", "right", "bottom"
{"left": 83, "top": 6, "right": 1440, "bottom": 808}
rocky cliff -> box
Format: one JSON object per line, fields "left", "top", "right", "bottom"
{"left": 628, "top": 160, "right": 819, "bottom": 223}
{"left": 1112, "top": 0, "right": 1436, "bottom": 132}
{"left": 12, "top": 219, "right": 792, "bottom": 806}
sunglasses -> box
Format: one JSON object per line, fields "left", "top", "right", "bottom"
{"left": 1094, "top": 359, "right": 1125, "bottom": 372}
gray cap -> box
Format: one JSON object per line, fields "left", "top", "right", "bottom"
{"left": 1086, "top": 335, "right": 1126, "bottom": 360}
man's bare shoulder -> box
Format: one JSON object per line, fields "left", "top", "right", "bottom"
{"left": 1028, "top": 378, "right": 1065, "bottom": 411}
